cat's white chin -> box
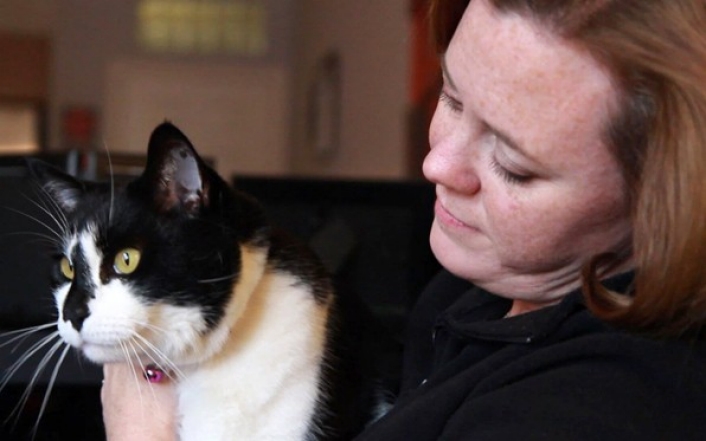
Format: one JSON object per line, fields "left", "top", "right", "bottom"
{"left": 81, "top": 343, "right": 128, "bottom": 364}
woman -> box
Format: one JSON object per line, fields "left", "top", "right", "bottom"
{"left": 103, "top": 0, "right": 706, "bottom": 439}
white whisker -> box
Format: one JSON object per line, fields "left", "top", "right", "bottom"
{"left": 110, "top": 319, "right": 184, "bottom": 381}
{"left": 4, "top": 335, "right": 63, "bottom": 427}
{"left": 198, "top": 273, "right": 237, "bottom": 284}
{"left": 103, "top": 140, "right": 115, "bottom": 227}
{"left": 0, "top": 323, "right": 56, "bottom": 342}
{"left": 121, "top": 340, "right": 145, "bottom": 411}
{"left": 120, "top": 341, "right": 142, "bottom": 390}
{"left": 131, "top": 333, "right": 184, "bottom": 381}
{"left": 15, "top": 338, "right": 64, "bottom": 406}
{"left": 0, "top": 331, "right": 61, "bottom": 393}
{"left": 29, "top": 184, "right": 69, "bottom": 232}
{"left": 0, "top": 323, "right": 57, "bottom": 359}
{"left": 126, "top": 338, "right": 147, "bottom": 375}
{"left": 24, "top": 187, "right": 69, "bottom": 237}
{"left": 0, "top": 230, "right": 62, "bottom": 247}
{"left": 31, "top": 344, "right": 71, "bottom": 439}
{"left": 122, "top": 318, "right": 170, "bottom": 337}
{"left": 127, "top": 337, "right": 161, "bottom": 405}
{"left": 3, "top": 207, "right": 64, "bottom": 244}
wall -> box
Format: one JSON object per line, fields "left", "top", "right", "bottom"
{"left": 290, "top": 0, "right": 411, "bottom": 179}
{"left": 0, "top": 33, "right": 50, "bottom": 101}
{"left": 103, "top": 59, "right": 290, "bottom": 177}
{"left": 0, "top": 0, "right": 412, "bottom": 179}
{"left": 50, "top": 0, "right": 297, "bottom": 179}
{"left": 0, "top": 0, "right": 57, "bottom": 35}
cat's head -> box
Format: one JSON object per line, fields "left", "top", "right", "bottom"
{"left": 28, "top": 122, "right": 269, "bottom": 367}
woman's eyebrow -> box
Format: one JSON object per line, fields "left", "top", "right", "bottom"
{"left": 442, "top": 53, "right": 540, "bottom": 165}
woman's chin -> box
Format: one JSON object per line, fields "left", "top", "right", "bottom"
{"left": 432, "top": 223, "right": 480, "bottom": 277}
{"left": 430, "top": 222, "right": 506, "bottom": 290}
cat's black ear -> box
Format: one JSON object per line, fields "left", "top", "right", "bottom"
{"left": 141, "top": 122, "right": 210, "bottom": 216}
{"left": 25, "top": 158, "right": 86, "bottom": 213}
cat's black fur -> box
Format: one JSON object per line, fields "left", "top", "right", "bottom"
{"left": 27, "top": 122, "right": 394, "bottom": 440}
{"left": 36, "top": 127, "right": 268, "bottom": 330}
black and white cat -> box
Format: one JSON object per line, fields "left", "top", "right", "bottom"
{"left": 27, "top": 122, "right": 386, "bottom": 440}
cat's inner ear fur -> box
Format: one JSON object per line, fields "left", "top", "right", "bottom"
{"left": 26, "top": 158, "right": 86, "bottom": 213}
{"left": 144, "top": 123, "right": 210, "bottom": 216}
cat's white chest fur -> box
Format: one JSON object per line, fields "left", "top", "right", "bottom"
{"left": 55, "top": 236, "right": 331, "bottom": 441}
{"left": 176, "top": 269, "right": 330, "bottom": 440}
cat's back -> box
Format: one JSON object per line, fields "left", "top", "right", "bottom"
{"left": 265, "top": 227, "right": 334, "bottom": 306}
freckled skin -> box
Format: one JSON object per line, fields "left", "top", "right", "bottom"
{"left": 423, "top": 0, "right": 632, "bottom": 314}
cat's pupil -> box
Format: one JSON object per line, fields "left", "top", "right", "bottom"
{"left": 114, "top": 248, "right": 141, "bottom": 275}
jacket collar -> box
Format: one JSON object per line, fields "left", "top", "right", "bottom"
{"left": 436, "top": 272, "right": 634, "bottom": 344}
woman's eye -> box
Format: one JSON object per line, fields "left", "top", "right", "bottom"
{"left": 59, "top": 256, "right": 74, "bottom": 280}
{"left": 439, "top": 90, "right": 463, "bottom": 113}
{"left": 490, "top": 158, "right": 532, "bottom": 185}
{"left": 114, "top": 248, "right": 142, "bottom": 275}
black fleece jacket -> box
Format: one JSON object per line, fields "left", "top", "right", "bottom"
{"left": 356, "top": 270, "right": 706, "bottom": 441}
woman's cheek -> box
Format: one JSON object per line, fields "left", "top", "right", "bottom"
{"left": 485, "top": 193, "right": 548, "bottom": 255}
{"left": 485, "top": 188, "right": 524, "bottom": 231}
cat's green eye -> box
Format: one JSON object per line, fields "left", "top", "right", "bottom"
{"left": 114, "top": 248, "right": 142, "bottom": 275}
{"left": 59, "top": 256, "right": 74, "bottom": 280}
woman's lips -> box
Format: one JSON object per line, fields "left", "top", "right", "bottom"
{"left": 435, "top": 199, "right": 479, "bottom": 231}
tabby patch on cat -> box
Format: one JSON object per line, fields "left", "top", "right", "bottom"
{"left": 27, "top": 122, "right": 386, "bottom": 440}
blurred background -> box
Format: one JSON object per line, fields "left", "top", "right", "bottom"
{"left": 0, "top": 0, "right": 441, "bottom": 180}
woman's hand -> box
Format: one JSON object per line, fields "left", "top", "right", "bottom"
{"left": 101, "top": 363, "right": 178, "bottom": 441}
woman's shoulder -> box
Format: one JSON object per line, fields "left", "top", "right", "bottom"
{"left": 415, "top": 309, "right": 706, "bottom": 440}
{"left": 375, "top": 272, "right": 706, "bottom": 441}
{"left": 471, "top": 329, "right": 706, "bottom": 439}
{"left": 558, "top": 317, "right": 706, "bottom": 397}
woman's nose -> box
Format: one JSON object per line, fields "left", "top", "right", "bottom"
{"left": 423, "top": 112, "right": 481, "bottom": 195}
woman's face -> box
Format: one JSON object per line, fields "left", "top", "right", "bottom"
{"left": 424, "top": 0, "right": 632, "bottom": 309}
